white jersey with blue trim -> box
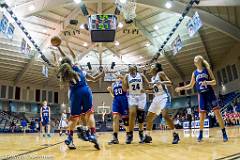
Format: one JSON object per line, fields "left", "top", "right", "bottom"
{"left": 151, "top": 72, "right": 169, "bottom": 96}
{"left": 128, "top": 73, "right": 143, "bottom": 95}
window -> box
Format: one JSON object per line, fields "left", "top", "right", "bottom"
{"left": 42, "top": 90, "right": 47, "bottom": 101}
{"left": 232, "top": 64, "right": 238, "bottom": 80}
{"left": 15, "top": 87, "right": 21, "bottom": 100}
{"left": 217, "top": 71, "right": 222, "bottom": 86}
{"left": 1, "top": 85, "right": 6, "bottom": 98}
{"left": 221, "top": 68, "right": 228, "bottom": 84}
{"left": 54, "top": 92, "right": 58, "bottom": 104}
{"left": 35, "top": 89, "right": 40, "bottom": 102}
{"left": 226, "top": 65, "right": 233, "bottom": 82}
{"left": 48, "top": 91, "right": 53, "bottom": 103}
{"left": 8, "top": 86, "right": 13, "bottom": 99}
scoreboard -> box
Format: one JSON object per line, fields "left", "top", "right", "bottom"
{"left": 88, "top": 14, "right": 117, "bottom": 42}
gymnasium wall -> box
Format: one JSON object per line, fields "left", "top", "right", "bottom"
{"left": 213, "top": 42, "right": 240, "bottom": 94}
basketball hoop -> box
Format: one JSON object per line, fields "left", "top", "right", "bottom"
{"left": 97, "top": 106, "right": 111, "bottom": 115}
{"left": 115, "top": 0, "right": 137, "bottom": 22}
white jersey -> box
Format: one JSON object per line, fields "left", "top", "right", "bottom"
{"left": 61, "top": 113, "right": 67, "bottom": 121}
{"left": 151, "top": 72, "right": 169, "bottom": 96}
{"left": 128, "top": 73, "right": 143, "bottom": 95}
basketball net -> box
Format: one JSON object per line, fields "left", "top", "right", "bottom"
{"left": 115, "top": 0, "right": 137, "bottom": 22}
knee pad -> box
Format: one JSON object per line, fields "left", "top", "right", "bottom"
{"left": 137, "top": 110, "right": 145, "bottom": 123}
{"left": 122, "top": 117, "right": 129, "bottom": 126}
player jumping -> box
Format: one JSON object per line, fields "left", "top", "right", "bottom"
{"left": 57, "top": 57, "right": 105, "bottom": 149}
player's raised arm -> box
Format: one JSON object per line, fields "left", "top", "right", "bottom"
{"left": 86, "top": 70, "right": 105, "bottom": 82}
{"left": 159, "top": 71, "right": 173, "bottom": 86}
{"left": 175, "top": 72, "right": 195, "bottom": 93}
{"left": 107, "top": 85, "right": 114, "bottom": 98}
{"left": 57, "top": 46, "right": 67, "bottom": 58}
{"left": 122, "top": 74, "right": 129, "bottom": 91}
{"left": 66, "top": 41, "right": 76, "bottom": 61}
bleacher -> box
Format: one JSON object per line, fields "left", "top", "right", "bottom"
{"left": 221, "top": 91, "right": 240, "bottom": 113}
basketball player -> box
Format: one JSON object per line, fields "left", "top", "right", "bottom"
{"left": 40, "top": 100, "right": 51, "bottom": 137}
{"left": 107, "top": 73, "right": 129, "bottom": 144}
{"left": 175, "top": 55, "right": 228, "bottom": 142}
{"left": 59, "top": 109, "right": 68, "bottom": 136}
{"left": 58, "top": 57, "right": 104, "bottom": 150}
{"left": 123, "top": 65, "right": 149, "bottom": 144}
{"left": 143, "top": 63, "right": 180, "bottom": 144}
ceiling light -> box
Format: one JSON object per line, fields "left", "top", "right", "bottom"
{"left": 165, "top": 1, "right": 172, "bottom": 9}
{"left": 145, "top": 42, "right": 151, "bottom": 47}
{"left": 119, "top": 0, "right": 127, "bottom": 3}
{"left": 73, "top": 0, "right": 81, "bottom": 4}
{"left": 83, "top": 42, "right": 88, "bottom": 47}
{"left": 43, "top": 29, "right": 47, "bottom": 33}
{"left": 115, "top": 41, "right": 119, "bottom": 46}
{"left": 118, "top": 22, "right": 123, "bottom": 28}
{"left": 28, "top": 5, "right": 35, "bottom": 11}
{"left": 139, "top": 56, "right": 143, "bottom": 59}
{"left": 154, "top": 25, "right": 159, "bottom": 30}
{"left": 59, "top": 57, "right": 62, "bottom": 62}
{"left": 80, "top": 24, "right": 84, "bottom": 29}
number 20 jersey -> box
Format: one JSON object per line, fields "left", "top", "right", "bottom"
{"left": 112, "top": 80, "right": 126, "bottom": 97}
{"left": 127, "top": 73, "right": 143, "bottom": 95}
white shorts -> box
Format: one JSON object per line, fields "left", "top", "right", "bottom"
{"left": 128, "top": 93, "right": 146, "bottom": 110}
{"left": 59, "top": 120, "right": 68, "bottom": 128}
{"left": 148, "top": 94, "right": 171, "bottom": 115}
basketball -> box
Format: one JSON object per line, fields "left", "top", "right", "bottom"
{"left": 51, "top": 36, "right": 62, "bottom": 47}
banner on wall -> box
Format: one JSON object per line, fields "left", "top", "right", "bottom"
{"left": 171, "top": 35, "right": 183, "bottom": 55}
{"left": 21, "top": 38, "right": 26, "bottom": 53}
{"left": 183, "top": 119, "right": 209, "bottom": 129}
{"left": 187, "top": 11, "right": 203, "bottom": 37}
{"left": 42, "top": 65, "right": 48, "bottom": 78}
{"left": 26, "top": 44, "right": 31, "bottom": 54}
{"left": 0, "top": 15, "right": 8, "bottom": 33}
{"left": 0, "top": 14, "right": 15, "bottom": 39}
{"left": 6, "top": 23, "right": 14, "bottom": 39}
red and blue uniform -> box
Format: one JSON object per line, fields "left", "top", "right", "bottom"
{"left": 69, "top": 66, "right": 93, "bottom": 117}
{"left": 41, "top": 106, "right": 50, "bottom": 126}
{"left": 112, "top": 80, "right": 128, "bottom": 117}
{"left": 194, "top": 68, "right": 219, "bottom": 112}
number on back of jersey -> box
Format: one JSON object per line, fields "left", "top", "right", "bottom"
{"left": 114, "top": 88, "right": 123, "bottom": 95}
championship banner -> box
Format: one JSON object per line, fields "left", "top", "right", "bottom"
{"left": 6, "top": 23, "right": 14, "bottom": 39}
{"left": 171, "top": 35, "right": 183, "bottom": 55}
{"left": 0, "top": 15, "right": 8, "bottom": 33}
{"left": 187, "top": 11, "right": 203, "bottom": 37}
{"left": 42, "top": 65, "right": 48, "bottom": 78}
{"left": 183, "top": 119, "right": 209, "bottom": 129}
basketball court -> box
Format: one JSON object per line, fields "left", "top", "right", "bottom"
{"left": 0, "top": 0, "right": 240, "bottom": 160}
{"left": 0, "top": 127, "right": 240, "bottom": 160}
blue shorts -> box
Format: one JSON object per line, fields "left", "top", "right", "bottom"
{"left": 42, "top": 117, "right": 49, "bottom": 126}
{"left": 112, "top": 96, "right": 129, "bottom": 117}
{"left": 70, "top": 86, "right": 93, "bottom": 116}
{"left": 198, "top": 90, "right": 219, "bottom": 112}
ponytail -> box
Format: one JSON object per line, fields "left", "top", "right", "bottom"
{"left": 195, "top": 55, "right": 211, "bottom": 69}
{"left": 203, "top": 59, "right": 210, "bottom": 69}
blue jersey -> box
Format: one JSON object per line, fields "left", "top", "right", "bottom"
{"left": 194, "top": 68, "right": 213, "bottom": 93}
{"left": 41, "top": 106, "right": 49, "bottom": 118}
{"left": 112, "top": 80, "right": 126, "bottom": 97}
{"left": 70, "top": 65, "right": 88, "bottom": 89}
